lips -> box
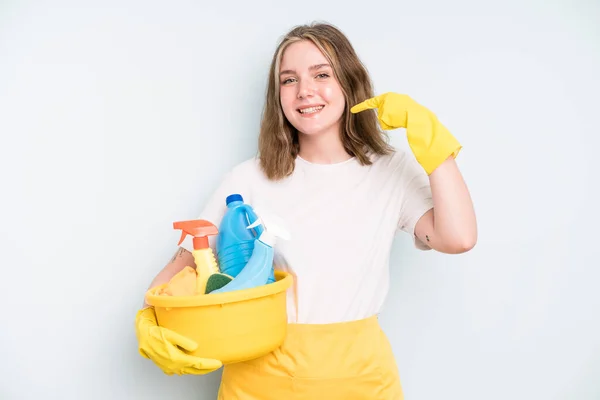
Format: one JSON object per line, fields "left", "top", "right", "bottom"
{"left": 297, "top": 105, "right": 324, "bottom": 114}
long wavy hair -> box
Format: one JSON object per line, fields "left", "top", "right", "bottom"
{"left": 258, "top": 22, "right": 394, "bottom": 180}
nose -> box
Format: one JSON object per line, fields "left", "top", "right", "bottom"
{"left": 297, "top": 79, "right": 315, "bottom": 99}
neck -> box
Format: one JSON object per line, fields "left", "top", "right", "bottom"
{"left": 297, "top": 126, "right": 352, "bottom": 165}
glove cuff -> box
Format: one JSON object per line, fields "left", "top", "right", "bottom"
{"left": 413, "top": 136, "right": 462, "bottom": 175}
{"left": 406, "top": 107, "right": 462, "bottom": 175}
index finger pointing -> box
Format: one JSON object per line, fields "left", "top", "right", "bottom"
{"left": 350, "top": 96, "right": 382, "bottom": 114}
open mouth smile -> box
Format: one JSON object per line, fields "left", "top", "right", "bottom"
{"left": 297, "top": 105, "right": 324, "bottom": 115}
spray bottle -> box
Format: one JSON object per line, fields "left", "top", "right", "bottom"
{"left": 173, "top": 219, "right": 231, "bottom": 295}
{"left": 210, "top": 212, "right": 290, "bottom": 294}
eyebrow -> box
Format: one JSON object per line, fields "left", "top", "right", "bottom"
{"left": 279, "top": 63, "right": 331, "bottom": 76}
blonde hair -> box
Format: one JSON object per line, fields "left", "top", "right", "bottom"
{"left": 258, "top": 22, "right": 394, "bottom": 180}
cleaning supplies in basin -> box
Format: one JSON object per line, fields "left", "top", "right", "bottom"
{"left": 211, "top": 215, "right": 290, "bottom": 294}
{"left": 216, "top": 194, "right": 275, "bottom": 284}
{"left": 156, "top": 219, "right": 233, "bottom": 296}
{"left": 153, "top": 266, "right": 198, "bottom": 296}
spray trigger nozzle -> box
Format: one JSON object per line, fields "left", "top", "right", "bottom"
{"left": 246, "top": 209, "right": 291, "bottom": 246}
{"left": 173, "top": 219, "right": 218, "bottom": 250}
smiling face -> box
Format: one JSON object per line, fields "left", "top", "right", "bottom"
{"left": 278, "top": 40, "right": 346, "bottom": 138}
{"left": 258, "top": 23, "right": 391, "bottom": 180}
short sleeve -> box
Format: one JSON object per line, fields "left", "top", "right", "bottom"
{"left": 178, "top": 165, "right": 251, "bottom": 252}
{"left": 396, "top": 155, "right": 434, "bottom": 250}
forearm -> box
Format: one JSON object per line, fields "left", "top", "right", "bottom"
{"left": 428, "top": 156, "right": 477, "bottom": 252}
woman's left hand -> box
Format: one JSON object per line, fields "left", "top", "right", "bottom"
{"left": 351, "top": 92, "right": 462, "bottom": 175}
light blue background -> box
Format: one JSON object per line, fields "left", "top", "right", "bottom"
{"left": 1, "top": 0, "right": 598, "bottom": 399}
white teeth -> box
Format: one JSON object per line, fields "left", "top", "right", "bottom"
{"left": 299, "top": 106, "right": 324, "bottom": 114}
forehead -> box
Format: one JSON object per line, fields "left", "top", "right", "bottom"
{"left": 280, "top": 40, "right": 329, "bottom": 71}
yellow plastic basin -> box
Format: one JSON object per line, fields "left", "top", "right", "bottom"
{"left": 145, "top": 270, "right": 293, "bottom": 364}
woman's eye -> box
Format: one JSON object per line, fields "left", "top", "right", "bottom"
{"left": 282, "top": 77, "right": 296, "bottom": 84}
{"left": 316, "top": 73, "right": 330, "bottom": 79}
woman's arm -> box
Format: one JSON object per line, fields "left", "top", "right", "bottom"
{"left": 414, "top": 156, "right": 477, "bottom": 254}
{"left": 350, "top": 92, "right": 477, "bottom": 254}
{"left": 142, "top": 247, "right": 196, "bottom": 307}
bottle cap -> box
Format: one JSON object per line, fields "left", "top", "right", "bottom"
{"left": 226, "top": 194, "right": 243, "bottom": 205}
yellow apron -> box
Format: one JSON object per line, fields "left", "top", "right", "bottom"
{"left": 217, "top": 315, "right": 404, "bottom": 399}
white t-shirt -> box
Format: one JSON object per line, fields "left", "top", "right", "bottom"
{"left": 179, "top": 150, "right": 433, "bottom": 324}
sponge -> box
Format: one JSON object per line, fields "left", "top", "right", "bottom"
{"left": 205, "top": 274, "right": 233, "bottom": 294}
{"left": 153, "top": 267, "right": 233, "bottom": 296}
{"left": 155, "top": 266, "right": 197, "bottom": 296}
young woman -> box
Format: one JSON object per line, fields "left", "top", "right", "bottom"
{"left": 135, "top": 22, "right": 477, "bottom": 399}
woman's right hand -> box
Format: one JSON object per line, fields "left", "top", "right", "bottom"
{"left": 135, "top": 307, "right": 222, "bottom": 375}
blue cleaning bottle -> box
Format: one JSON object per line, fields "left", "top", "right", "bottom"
{"left": 216, "top": 194, "right": 275, "bottom": 284}
{"left": 211, "top": 217, "right": 289, "bottom": 294}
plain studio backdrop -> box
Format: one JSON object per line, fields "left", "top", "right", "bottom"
{"left": 1, "top": 0, "right": 599, "bottom": 399}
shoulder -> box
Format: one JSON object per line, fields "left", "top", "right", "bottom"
{"left": 219, "top": 156, "right": 273, "bottom": 193}
{"left": 226, "top": 155, "right": 265, "bottom": 182}
{"left": 198, "top": 156, "right": 264, "bottom": 216}
{"left": 367, "top": 149, "right": 429, "bottom": 190}
{"left": 369, "top": 149, "right": 417, "bottom": 174}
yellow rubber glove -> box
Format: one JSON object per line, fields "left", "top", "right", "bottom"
{"left": 135, "top": 307, "right": 222, "bottom": 375}
{"left": 351, "top": 92, "right": 462, "bottom": 175}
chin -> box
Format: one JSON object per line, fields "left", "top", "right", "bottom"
{"left": 295, "top": 124, "right": 330, "bottom": 136}
{"left": 287, "top": 109, "right": 344, "bottom": 137}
